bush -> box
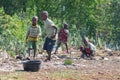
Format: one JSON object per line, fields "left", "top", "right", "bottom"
{"left": 64, "top": 59, "right": 72, "bottom": 65}
{"left": 0, "top": 14, "right": 29, "bottom": 57}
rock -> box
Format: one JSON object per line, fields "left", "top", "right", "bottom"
{"left": 52, "top": 55, "right": 60, "bottom": 60}
{"left": 16, "top": 54, "right": 23, "bottom": 60}
{"left": 70, "top": 51, "right": 76, "bottom": 54}
{"left": 102, "top": 57, "right": 109, "bottom": 60}
{"left": 58, "top": 55, "right": 67, "bottom": 59}
{"left": 98, "top": 72, "right": 104, "bottom": 75}
{"left": 105, "top": 48, "right": 112, "bottom": 52}
{"left": 93, "top": 56, "right": 101, "bottom": 60}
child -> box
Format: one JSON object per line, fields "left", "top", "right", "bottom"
{"left": 26, "top": 16, "right": 41, "bottom": 59}
{"left": 80, "top": 37, "right": 96, "bottom": 59}
{"left": 40, "top": 11, "right": 57, "bottom": 62}
{"left": 54, "top": 23, "right": 69, "bottom": 54}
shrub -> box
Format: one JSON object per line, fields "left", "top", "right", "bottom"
{"left": 64, "top": 59, "right": 72, "bottom": 65}
{"left": 0, "top": 14, "right": 29, "bottom": 57}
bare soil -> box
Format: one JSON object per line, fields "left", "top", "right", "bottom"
{"left": 0, "top": 48, "right": 120, "bottom": 80}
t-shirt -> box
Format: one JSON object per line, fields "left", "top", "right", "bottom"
{"left": 44, "top": 18, "right": 56, "bottom": 39}
{"left": 84, "top": 42, "right": 96, "bottom": 54}
{"left": 58, "top": 28, "right": 69, "bottom": 42}
{"left": 27, "top": 25, "right": 41, "bottom": 41}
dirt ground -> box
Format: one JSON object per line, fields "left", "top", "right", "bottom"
{"left": 0, "top": 48, "right": 120, "bottom": 80}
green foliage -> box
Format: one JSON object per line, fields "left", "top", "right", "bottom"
{"left": 64, "top": 59, "right": 72, "bottom": 65}
{"left": 0, "top": 0, "right": 27, "bottom": 16}
{"left": 0, "top": 0, "right": 120, "bottom": 52}
{"left": 7, "top": 51, "right": 16, "bottom": 58}
{"left": 0, "top": 12, "right": 29, "bottom": 56}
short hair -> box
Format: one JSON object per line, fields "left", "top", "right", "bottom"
{"left": 64, "top": 23, "right": 68, "bottom": 26}
{"left": 41, "top": 11, "right": 48, "bottom": 16}
{"left": 32, "top": 16, "right": 38, "bottom": 21}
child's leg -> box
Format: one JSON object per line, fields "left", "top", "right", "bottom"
{"left": 64, "top": 42, "right": 69, "bottom": 53}
{"left": 81, "top": 50, "right": 87, "bottom": 58}
{"left": 27, "top": 41, "right": 32, "bottom": 57}
{"left": 25, "top": 41, "right": 31, "bottom": 60}
{"left": 32, "top": 41, "right": 37, "bottom": 58}
{"left": 44, "top": 37, "right": 56, "bottom": 61}
{"left": 54, "top": 41, "right": 61, "bottom": 54}
{"left": 46, "top": 50, "right": 51, "bottom": 60}
{"left": 27, "top": 48, "right": 31, "bottom": 56}
{"left": 89, "top": 50, "right": 95, "bottom": 59}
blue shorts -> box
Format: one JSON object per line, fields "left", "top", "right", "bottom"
{"left": 43, "top": 37, "right": 56, "bottom": 51}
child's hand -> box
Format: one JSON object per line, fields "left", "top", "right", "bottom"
{"left": 51, "top": 35, "right": 56, "bottom": 39}
{"left": 80, "top": 46, "right": 83, "bottom": 51}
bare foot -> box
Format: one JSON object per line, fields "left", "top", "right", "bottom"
{"left": 44, "top": 59, "right": 51, "bottom": 62}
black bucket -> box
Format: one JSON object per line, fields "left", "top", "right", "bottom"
{"left": 23, "top": 60, "right": 41, "bottom": 72}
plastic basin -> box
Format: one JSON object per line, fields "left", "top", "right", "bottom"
{"left": 23, "top": 60, "right": 41, "bottom": 72}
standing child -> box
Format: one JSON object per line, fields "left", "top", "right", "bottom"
{"left": 26, "top": 16, "right": 41, "bottom": 59}
{"left": 40, "top": 11, "right": 57, "bottom": 62}
{"left": 54, "top": 23, "right": 69, "bottom": 54}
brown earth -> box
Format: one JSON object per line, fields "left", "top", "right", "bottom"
{"left": 0, "top": 48, "right": 120, "bottom": 80}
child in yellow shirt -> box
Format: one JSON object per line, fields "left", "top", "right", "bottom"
{"left": 26, "top": 16, "right": 41, "bottom": 59}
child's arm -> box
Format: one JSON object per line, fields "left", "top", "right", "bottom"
{"left": 25, "top": 27, "right": 30, "bottom": 43}
{"left": 63, "top": 29, "right": 69, "bottom": 37}
{"left": 37, "top": 26, "right": 42, "bottom": 37}
{"left": 80, "top": 46, "right": 84, "bottom": 51}
{"left": 51, "top": 26, "right": 58, "bottom": 39}
{"left": 66, "top": 30, "right": 69, "bottom": 37}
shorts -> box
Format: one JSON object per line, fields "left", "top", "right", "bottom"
{"left": 27, "top": 41, "right": 37, "bottom": 50}
{"left": 43, "top": 37, "right": 56, "bottom": 51}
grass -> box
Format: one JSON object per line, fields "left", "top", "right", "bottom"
{"left": 46, "top": 69, "right": 87, "bottom": 80}
{"left": 0, "top": 70, "right": 87, "bottom": 80}
{"left": 0, "top": 69, "right": 119, "bottom": 80}
{"left": 64, "top": 59, "right": 72, "bottom": 65}
{"left": 0, "top": 72, "right": 26, "bottom": 80}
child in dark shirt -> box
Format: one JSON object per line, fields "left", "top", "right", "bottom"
{"left": 54, "top": 23, "right": 69, "bottom": 54}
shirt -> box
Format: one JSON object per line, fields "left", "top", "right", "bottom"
{"left": 84, "top": 42, "right": 96, "bottom": 53}
{"left": 44, "top": 18, "right": 56, "bottom": 39}
{"left": 26, "top": 25, "right": 41, "bottom": 41}
{"left": 58, "top": 28, "right": 69, "bottom": 42}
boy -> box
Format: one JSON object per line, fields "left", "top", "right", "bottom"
{"left": 80, "top": 37, "right": 96, "bottom": 59}
{"left": 54, "top": 23, "right": 69, "bottom": 54}
{"left": 40, "top": 11, "right": 57, "bottom": 61}
{"left": 26, "top": 16, "right": 41, "bottom": 59}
